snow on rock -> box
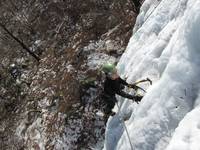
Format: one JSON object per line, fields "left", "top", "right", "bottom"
{"left": 87, "top": 52, "right": 116, "bottom": 70}
{"left": 104, "top": 0, "right": 200, "bottom": 150}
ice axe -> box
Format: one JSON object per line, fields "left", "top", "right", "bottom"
{"left": 129, "top": 78, "right": 152, "bottom": 92}
{"left": 130, "top": 84, "right": 146, "bottom": 93}
{"left": 133, "top": 78, "right": 152, "bottom": 85}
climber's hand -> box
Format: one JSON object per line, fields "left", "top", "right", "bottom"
{"left": 134, "top": 96, "right": 143, "bottom": 104}
{"left": 128, "top": 84, "right": 137, "bottom": 90}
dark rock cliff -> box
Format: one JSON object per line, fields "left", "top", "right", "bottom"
{"left": 0, "top": 0, "right": 142, "bottom": 149}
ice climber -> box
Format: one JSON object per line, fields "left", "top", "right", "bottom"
{"left": 101, "top": 63, "right": 143, "bottom": 121}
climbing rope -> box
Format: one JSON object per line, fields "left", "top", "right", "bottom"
{"left": 143, "top": 0, "right": 162, "bottom": 23}
{"left": 116, "top": 102, "right": 134, "bottom": 150}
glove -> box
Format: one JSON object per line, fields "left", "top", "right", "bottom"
{"left": 128, "top": 84, "right": 137, "bottom": 89}
{"left": 134, "top": 95, "right": 143, "bottom": 104}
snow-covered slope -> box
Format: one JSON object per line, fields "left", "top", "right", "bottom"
{"left": 104, "top": 0, "right": 200, "bottom": 149}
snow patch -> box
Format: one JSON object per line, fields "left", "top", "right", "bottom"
{"left": 87, "top": 52, "right": 116, "bottom": 70}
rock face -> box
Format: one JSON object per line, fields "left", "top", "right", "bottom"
{"left": 0, "top": 0, "right": 141, "bottom": 149}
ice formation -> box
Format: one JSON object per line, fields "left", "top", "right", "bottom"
{"left": 104, "top": 0, "right": 200, "bottom": 149}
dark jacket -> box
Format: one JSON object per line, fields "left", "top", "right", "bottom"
{"left": 103, "top": 76, "right": 135, "bottom": 100}
{"left": 102, "top": 76, "right": 143, "bottom": 115}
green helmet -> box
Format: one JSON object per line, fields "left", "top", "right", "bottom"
{"left": 101, "top": 63, "right": 116, "bottom": 74}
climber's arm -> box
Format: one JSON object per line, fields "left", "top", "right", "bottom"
{"left": 116, "top": 90, "right": 143, "bottom": 103}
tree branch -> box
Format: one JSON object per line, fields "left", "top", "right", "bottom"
{"left": 0, "top": 23, "right": 40, "bottom": 62}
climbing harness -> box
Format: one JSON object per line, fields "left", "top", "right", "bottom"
{"left": 116, "top": 102, "right": 134, "bottom": 150}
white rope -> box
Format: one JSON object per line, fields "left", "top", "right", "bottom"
{"left": 116, "top": 102, "right": 134, "bottom": 150}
